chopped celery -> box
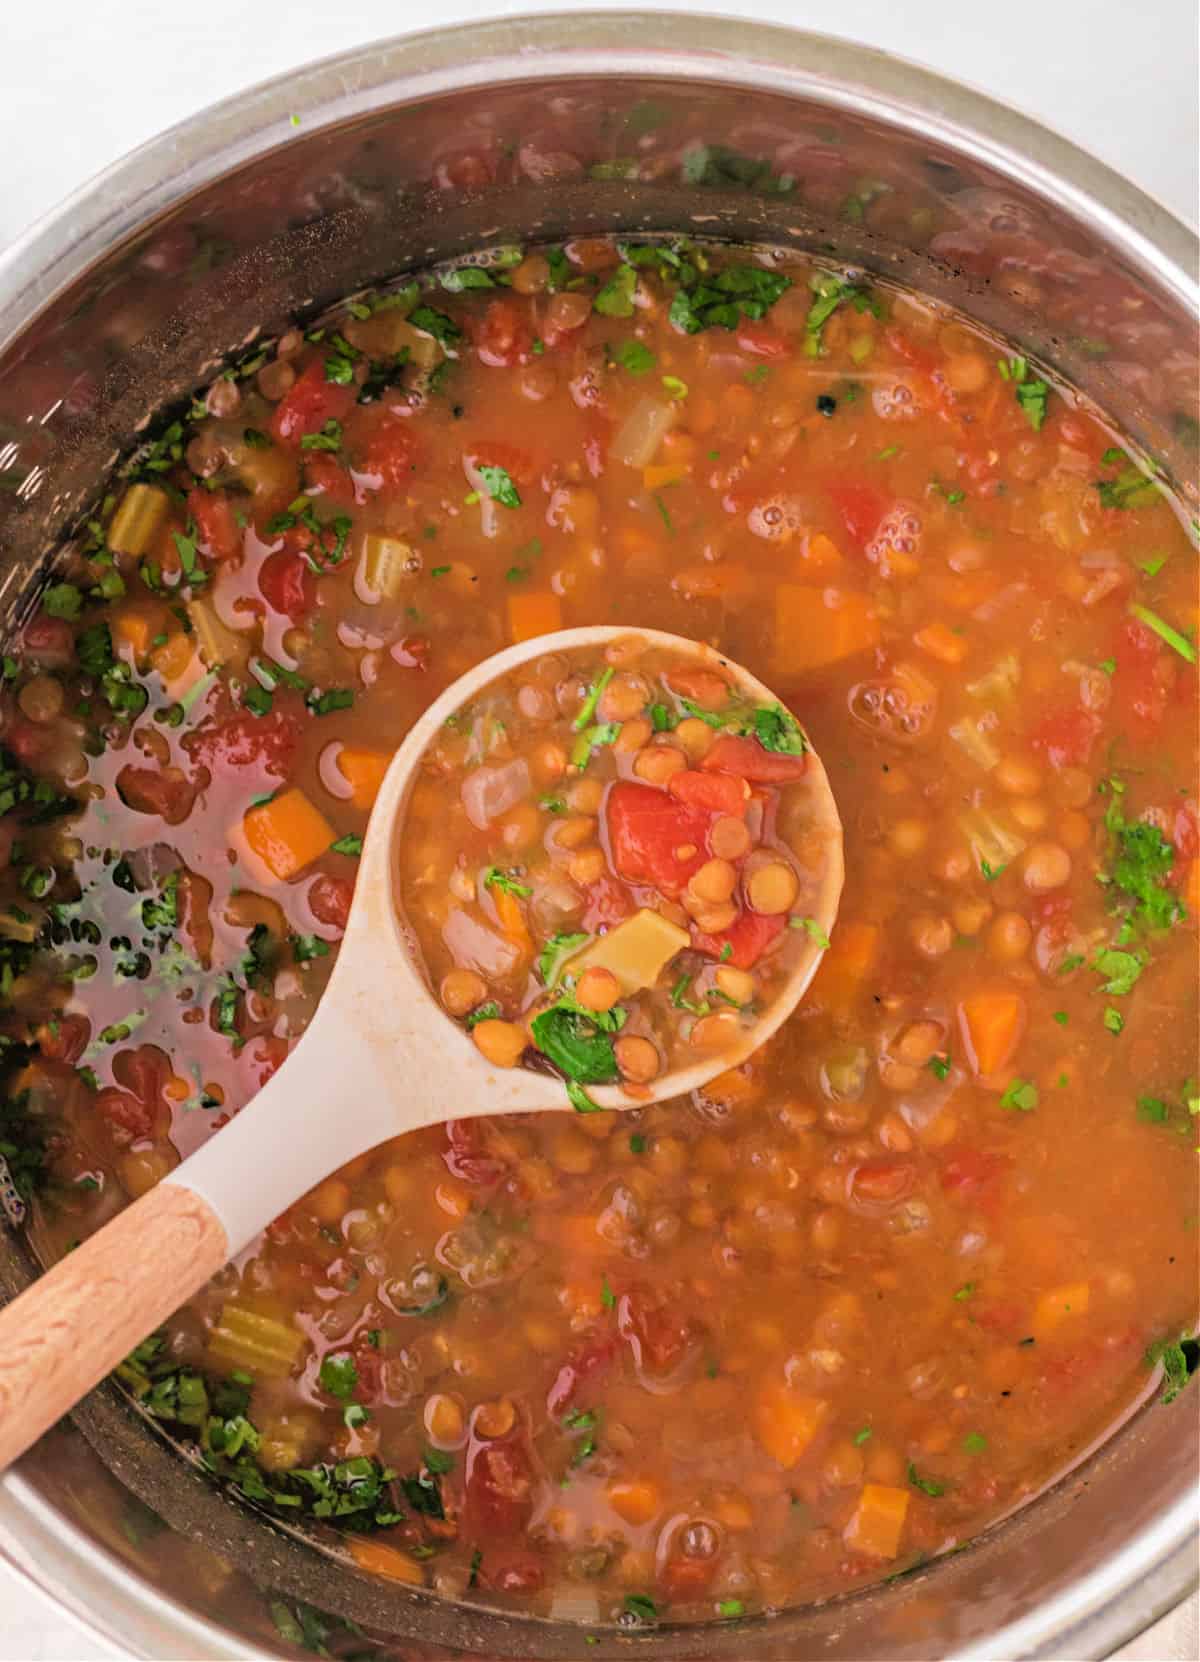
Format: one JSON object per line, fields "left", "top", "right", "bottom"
{"left": 949, "top": 715, "right": 1001, "bottom": 771}
{"left": 362, "top": 534, "right": 416, "bottom": 600}
{"left": 208, "top": 1302, "right": 304, "bottom": 1378}
{"left": 958, "top": 808, "right": 1027, "bottom": 876}
{"left": 965, "top": 654, "right": 1020, "bottom": 701}
{"left": 108, "top": 485, "right": 169, "bottom": 557}
{"left": 570, "top": 907, "right": 690, "bottom": 995}
{"left": 187, "top": 599, "right": 245, "bottom": 671}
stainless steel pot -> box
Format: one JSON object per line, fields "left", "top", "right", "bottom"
{"left": 0, "top": 14, "right": 1195, "bottom": 1659}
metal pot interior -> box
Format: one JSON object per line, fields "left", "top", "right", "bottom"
{"left": 0, "top": 18, "right": 1195, "bottom": 1660}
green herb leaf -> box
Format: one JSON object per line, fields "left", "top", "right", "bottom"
{"left": 614, "top": 340, "right": 656, "bottom": 376}
{"left": 465, "top": 1002, "right": 501, "bottom": 1029}
{"left": 537, "top": 931, "right": 590, "bottom": 987}
{"left": 299, "top": 419, "right": 343, "bottom": 453}
{"left": 409, "top": 305, "right": 462, "bottom": 349}
{"left": 307, "top": 687, "right": 354, "bottom": 717}
{"left": 788, "top": 916, "right": 830, "bottom": 949}
{"left": 1145, "top": 1332, "right": 1199, "bottom": 1403}
{"left": 593, "top": 265, "right": 637, "bottom": 318}
{"left": 318, "top": 1352, "right": 358, "bottom": 1401}
{"left": 43, "top": 582, "right": 82, "bottom": 619}
{"left": 483, "top": 866, "right": 532, "bottom": 899}
{"left": 330, "top": 834, "right": 362, "bottom": 857}
{"left": 1103, "top": 1006, "right": 1124, "bottom": 1035}
{"left": 291, "top": 933, "right": 331, "bottom": 964}
{"left": 573, "top": 667, "right": 614, "bottom": 732}
{"left": 477, "top": 464, "right": 521, "bottom": 509}
{"left": 754, "top": 702, "right": 806, "bottom": 755}
{"left": 999, "top": 1078, "right": 1039, "bottom": 1113}
{"left": 624, "top": 1593, "right": 657, "bottom": 1626}
{"left": 907, "top": 1461, "right": 945, "bottom": 1497}
{"left": 1092, "top": 946, "right": 1145, "bottom": 996}
{"left": 530, "top": 1005, "right": 620, "bottom": 1085}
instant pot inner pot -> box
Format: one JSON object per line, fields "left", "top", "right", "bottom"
{"left": 0, "top": 53, "right": 1196, "bottom": 1662}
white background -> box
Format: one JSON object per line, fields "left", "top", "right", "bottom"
{"left": 0, "top": 1, "right": 1196, "bottom": 1657}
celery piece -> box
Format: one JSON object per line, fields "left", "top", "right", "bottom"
{"left": 108, "top": 485, "right": 169, "bottom": 557}
{"left": 208, "top": 1302, "right": 304, "bottom": 1378}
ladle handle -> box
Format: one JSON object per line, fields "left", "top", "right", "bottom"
{"left": 0, "top": 1003, "right": 399, "bottom": 1474}
{"left": 0, "top": 1182, "right": 227, "bottom": 1471}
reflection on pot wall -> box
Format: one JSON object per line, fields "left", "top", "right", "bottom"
{"left": 0, "top": 29, "right": 1196, "bottom": 1662}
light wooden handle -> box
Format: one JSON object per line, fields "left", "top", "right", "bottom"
{"left": 0, "top": 1182, "right": 228, "bottom": 1471}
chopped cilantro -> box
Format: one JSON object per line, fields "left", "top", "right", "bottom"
{"left": 601, "top": 1277, "right": 616, "bottom": 1311}
{"left": 999, "top": 1078, "right": 1039, "bottom": 1113}
{"left": 537, "top": 931, "right": 589, "bottom": 987}
{"left": 465, "top": 1002, "right": 501, "bottom": 1029}
{"left": 1092, "top": 947, "right": 1145, "bottom": 996}
{"left": 477, "top": 464, "right": 521, "bottom": 509}
{"left": 907, "top": 1461, "right": 945, "bottom": 1497}
{"left": 43, "top": 582, "right": 82, "bottom": 620}
{"left": 1145, "top": 1332, "right": 1199, "bottom": 1404}
{"left": 329, "top": 834, "right": 362, "bottom": 857}
{"left": 789, "top": 916, "right": 830, "bottom": 949}
{"left": 623, "top": 1594, "right": 658, "bottom": 1626}
{"left": 927, "top": 1054, "right": 952, "bottom": 1081}
{"left": 1103, "top": 1006, "right": 1124, "bottom": 1035}
{"left": 317, "top": 1352, "right": 358, "bottom": 1401}
{"left": 299, "top": 419, "right": 343, "bottom": 452}
{"left": 614, "top": 339, "right": 655, "bottom": 375}
{"left": 483, "top": 866, "right": 532, "bottom": 899}
{"left": 291, "top": 934, "right": 331, "bottom": 964}
{"left": 962, "top": 1432, "right": 988, "bottom": 1455}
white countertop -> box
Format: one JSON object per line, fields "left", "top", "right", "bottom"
{"left": 0, "top": 1, "right": 1195, "bottom": 1656}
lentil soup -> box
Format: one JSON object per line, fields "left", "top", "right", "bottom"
{"left": 1, "top": 238, "right": 1196, "bottom": 1628}
{"left": 398, "top": 634, "right": 839, "bottom": 1104}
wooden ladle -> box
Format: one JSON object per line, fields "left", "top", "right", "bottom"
{"left": 0, "top": 626, "right": 842, "bottom": 1469}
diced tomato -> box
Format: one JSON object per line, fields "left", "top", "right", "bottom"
{"left": 21, "top": 614, "right": 75, "bottom": 668}
{"left": 736, "top": 319, "right": 790, "bottom": 359}
{"left": 356, "top": 418, "right": 423, "bottom": 490}
{"left": 444, "top": 1119, "right": 507, "bottom": 1188}
{"left": 115, "top": 765, "right": 196, "bottom": 825}
{"left": 303, "top": 452, "right": 357, "bottom": 506}
{"left": 939, "top": 1148, "right": 1008, "bottom": 1212}
{"left": 37, "top": 1013, "right": 90, "bottom": 1065}
{"left": 546, "top": 1335, "right": 618, "bottom": 1419}
{"left": 849, "top": 1156, "right": 917, "bottom": 1209}
{"left": 480, "top": 1552, "right": 545, "bottom": 1594}
{"left": 659, "top": 1554, "right": 719, "bottom": 1599}
{"left": 606, "top": 781, "right": 710, "bottom": 897}
{"left": 186, "top": 487, "right": 242, "bottom": 561}
{"left": 1112, "top": 615, "right": 1170, "bottom": 738}
{"left": 308, "top": 873, "right": 354, "bottom": 932}
{"left": 692, "top": 908, "right": 786, "bottom": 970}
{"left": 475, "top": 299, "right": 534, "bottom": 369}
{"left": 269, "top": 360, "right": 355, "bottom": 448}
{"left": 465, "top": 1436, "right": 535, "bottom": 1535}
{"left": 618, "top": 1287, "right": 698, "bottom": 1376}
{"left": 258, "top": 550, "right": 315, "bottom": 621}
{"left": 826, "top": 481, "right": 885, "bottom": 550}
{"left": 186, "top": 709, "right": 297, "bottom": 777}
{"left": 175, "top": 869, "right": 213, "bottom": 970}
{"left": 581, "top": 872, "right": 635, "bottom": 932}
{"left": 465, "top": 440, "right": 538, "bottom": 486}
{"left": 701, "top": 733, "right": 807, "bottom": 783}
{"left": 668, "top": 769, "right": 748, "bottom": 817}
{"left": 1029, "top": 705, "right": 1102, "bottom": 770}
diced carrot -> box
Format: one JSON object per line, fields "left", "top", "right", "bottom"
{"left": 112, "top": 604, "right": 169, "bottom": 662}
{"left": 712, "top": 1494, "right": 755, "bottom": 1532}
{"left": 914, "top": 621, "right": 968, "bottom": 665}
{"left": 336, "top": 746, "right": 390, "bottom": 811}
{"left": 434, "top": 1179, "right": 472, "bottom": 1221}
{"left": 799, "top": 532, "right": 844, "bottom": 573}
{"left": 643, "top": 463, "right": 689, "bottom": 490}
{"left": 150, "top": 631, "right": 195, "bottom": 683}
{"left": 243, "top": 788, "right": 335, "bottom": 880}
{"left": 843, "top": 1484, "right": 910, "bottom": 1558}
{"left": 490, "top": 884, "right": 533, "bottom": 957}
{"left": 508, "top": 590, "right": 563, "bottom": 643}
{"left": 1032, "top": 1280, "right": 1090, "bottom": 1338}
{"left": 774, "top": 584, "right": 880, "bottom": 671}
{"left": 607, "top": 1477, "right": 662, "bottom": 1525}
{"left": 959, "top": 991, "right": 1025, "bottom": 1077}
{"left": 348, "top": 1538, "right": 426, "bottom": 1586}
{"left": 753, "top": 1380, "right": 829, "bottom": 1468}
{"left": 810, "top": 920, "right": 880, "bottom": 1013}
{"left": 533, "top": 1214, "right": 611, "bottom": 1259}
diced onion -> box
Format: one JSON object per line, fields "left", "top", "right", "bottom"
{"left": 949, "top": 715, "right": 1000, "bottom": 771}
{"left": 610, "top": 395, "right": 677, "bottom": 469}
{"left": 461, "top": 758, "right": 530, "bottom": 829}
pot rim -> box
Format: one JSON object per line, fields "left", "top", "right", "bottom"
{"left": 0, "top": 12, "right": 1195, "bottom": 1660}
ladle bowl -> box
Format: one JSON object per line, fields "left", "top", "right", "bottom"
{"left": 0, "top": 625, "right": 842, "bottom": 1472}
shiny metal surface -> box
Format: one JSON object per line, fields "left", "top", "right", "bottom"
{"left": 0, "top": 13, "right": 1195, "bottom": 1660}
